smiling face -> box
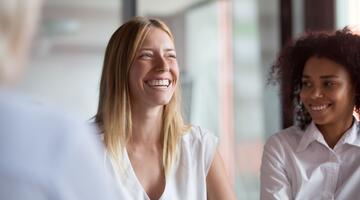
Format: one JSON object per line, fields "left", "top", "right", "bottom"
{"left": 300, "top": 56, "right": 355, "bottom": 127}
{"left": 128, "top": 27, "right": 179, "bottom": 109}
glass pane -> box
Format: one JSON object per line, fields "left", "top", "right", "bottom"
{"left": 234, "top": 0, "right": 280, "bottom": 198}
{"left": 336, "top": 0, "right": 360, "bottom": 28}
{"left": 21, "top": 0, "right": 121, "bottom": 119}
{"left": 137, "top": 0, "right": 281, "bottom": 199}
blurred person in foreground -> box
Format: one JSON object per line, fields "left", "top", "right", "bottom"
{"left": 0, "top": 0, "right": 120, "bottom": 199}
{"left": 261, "top": 28, "right": 360, "bottom": 199}
{"left": 94, "top": 17, "right": 236, "bottom": 200}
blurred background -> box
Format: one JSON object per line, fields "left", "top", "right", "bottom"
{"left": 21, "top": 0, "right": 360, "bottom": 199}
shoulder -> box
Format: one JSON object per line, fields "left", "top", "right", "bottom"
{"left": 263, "top": 126, "right": 303, "bottom": 163}
{"left": 0, "top": 91, "right": 88, "bottom": 132}
{"left": 0, "top": 91, "right": 101, "bottom": 164}
{"left": 0, "top": 92, "right": 120, "bottom": 197}
{"left": 265, "top": 125, "right": 303, "bottom": 149}
{"left": 179, "top": 126, "right": 218, "bottom": 173}
{"left": 181, "top": 125, "right": 218, "bottom": 147}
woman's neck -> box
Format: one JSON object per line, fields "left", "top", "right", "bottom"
{"left": 130, "top": 105, "right": 164, "bottom": 145}
{"left": 317, "top": 116, "right": 354, "bottom": 149}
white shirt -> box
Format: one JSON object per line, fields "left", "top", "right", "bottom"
{"left": 0, "top": 90, "right": 120, "bottom": 200}
{"left": 106, "top": 126, "right": 218, "bottom": 200}
{"left": 261, "top": 120, "right": 360, "bottom": 200}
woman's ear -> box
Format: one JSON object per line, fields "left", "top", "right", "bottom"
{"left": 354, "top": 110, "right": 360, "bottom": 121}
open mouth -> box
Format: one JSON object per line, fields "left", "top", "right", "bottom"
{"left": 309, "top": 104, "right": 331, "bottom": 111}
{"left": 146, "top": 79, "right": 171, "bottom": 88}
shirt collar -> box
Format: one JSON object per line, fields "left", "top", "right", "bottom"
{"left": 342, "top": 119, "right": 360, "bottom": 147}
{"left": 296, "top": 122, "right": 323, "bottom": 152}
{"left": 296, "top": 119, "right": 360, "bottom": 152}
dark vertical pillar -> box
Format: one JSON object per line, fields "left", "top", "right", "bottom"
{"left": 280, "top": 0, "right": 293, "bottom": 128}
{"left": 280, "top": 0, "right": 293, "bottom": 46}
{"left": 122, "top": 0, "right": 137, "bottom": 22}
{"left": 304, "top": 0, "right": 334, "bottom": 31}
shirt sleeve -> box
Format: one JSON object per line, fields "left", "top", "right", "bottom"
{"left": 260, "top": 135, "right": 292, "bottom": 200}
{"left": 199, "top": 128, "right": 219, "bottom": 175}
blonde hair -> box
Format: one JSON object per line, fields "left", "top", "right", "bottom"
{"left": 95, "top": 17, "right": 190, "bottom": 175}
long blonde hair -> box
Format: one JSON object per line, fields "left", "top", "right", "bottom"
{"left": 95, "top": 17, "right": 189, "bottom": 174}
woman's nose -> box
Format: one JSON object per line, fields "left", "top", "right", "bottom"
{"left": 310, "top": 87, "right": 324, "bottom": 99}
{"left": 155, "top": 56, "right": 170, "bottom": 72}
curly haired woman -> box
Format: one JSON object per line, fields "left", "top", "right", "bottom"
{"left": 261, "top": 28, "right": 360, "bottom": 200}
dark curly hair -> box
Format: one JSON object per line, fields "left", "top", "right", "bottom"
{"left": 269, "top": 27, "right": 360, "bottom": 129}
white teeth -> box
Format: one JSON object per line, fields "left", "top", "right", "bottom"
{"left": 310, "top": 105, "right": 328, "bottom": 111}
{"left": 147, "top": 79, "right": 170, "bottom": 87}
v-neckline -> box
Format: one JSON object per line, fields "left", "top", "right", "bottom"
{"left": 124, "top": 148, "right": 167, "bottom": 200}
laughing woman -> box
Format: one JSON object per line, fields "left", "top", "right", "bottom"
{"left": 94, "top": 17, "right": 235, "bottom": 200}
{"left": 261, "top": 28, "right": 360, "bottom": 199}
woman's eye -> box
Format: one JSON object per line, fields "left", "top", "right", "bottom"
{"left": 139, "top": 53, "right": 153, "bottom": 59}
{"left": 166, "top": 53, "right": 177, "bottom": 59}
{"left": 301, "top": 81, "right": 311, "bottom": 88}
{"left": 324, "top": 81, "right": 335, "bottom": 87}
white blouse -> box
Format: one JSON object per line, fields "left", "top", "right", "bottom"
{"left": 105, "top": 126, "right": 218, "bottom": 200}
{"left": 261, "top": 120, "right": 360, "bottom": 200}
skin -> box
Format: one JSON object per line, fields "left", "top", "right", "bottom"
{"left": 355, "top": 111, "right": 360, "bottom": 121}
{"left": 127, "top": 27, "right": 177, "bottom": 199}
{"left": 127, "top": 27, "right": 236, "bottom": 199}
{"left": 207, "top": 150, "right": 237, "bottom": 200}
{"left": 300, "top": 56, "right": 356, "bottom": 148}
{"left": 1, "top": 0, "right": 42, "bottom": 86}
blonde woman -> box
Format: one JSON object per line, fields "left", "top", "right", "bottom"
{"left": 95, "top": 17, "right": 236, "bottom": 200}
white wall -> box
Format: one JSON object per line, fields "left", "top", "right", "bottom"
{"left": 22, "top": 53, "right": 103, "bottom": 120}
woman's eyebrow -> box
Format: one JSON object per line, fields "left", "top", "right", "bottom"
{"left": 138, "top": 48, "right": 153, "bottom": 51}
{"left": 320, "top": 75, "right": 339, "bottom": 79}
{"left": 302, "top": 75, "right": 339, "bottom": 79}
{"left": 301, "top": 75, "right": 310, "bottom": 79}
{"left": 138, "top": 48, "right": 175, "bottom": 52}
